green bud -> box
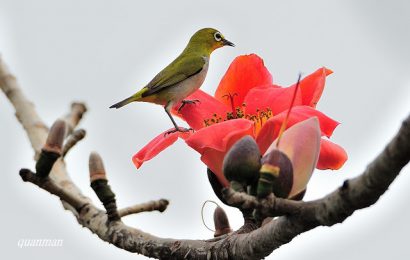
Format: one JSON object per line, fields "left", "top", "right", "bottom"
{"left": 257, "top": 164, "right": 279, "bottom": 198}
{"left": 223, "top": 136, "right": 261, "bottom": 191}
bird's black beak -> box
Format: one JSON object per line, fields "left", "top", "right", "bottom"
{"left": 222, "top": 39, "right": 235, "bottom": 47}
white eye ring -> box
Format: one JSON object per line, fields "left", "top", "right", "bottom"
{"left": 214, "top": 32, "right": 222, "bottom": 41}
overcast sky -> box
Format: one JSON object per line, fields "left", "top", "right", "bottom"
{"left": 1, "top": 1, "right": 410, "bottom": 259}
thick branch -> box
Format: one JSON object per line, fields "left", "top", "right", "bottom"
{"left": 0, "top": 55, "right": 47, "bottom": 153}
{"left": 223, "top": 189, "right": 303, "bottom": 217}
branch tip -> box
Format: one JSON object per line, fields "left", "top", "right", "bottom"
{"left": 19, "top": 168, "right": 33, "bottom": 181}
{"left": 62, "top": 128, "right": 86, "bottom": 157}
{"left": 158, "top": 199, "right": 169, "bottom": 212}
{"left": 118, "top": 199, "right": 170, "bottom": 217}
{"left": 64, "top": 102, "right": 87, "bottom": 133}
{"left": 71, "top": 102, "right": 87, "bottom": 113}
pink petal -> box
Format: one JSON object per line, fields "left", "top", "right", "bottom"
{"left": 132, "top": 130, "right": 191, "bottom": 169}
{"left": 214, "top": 54, "right": 273, "bottom": 109}
{"left": 290, "top": 67, "right": 333, "bottom": 108}
{"left": 266, "top": 117, "right": 321, "bottom": 197}
{"left": 317, "top": 139, "right": 348, "bottom": 170}
{"left": 185, "top": 119, "right": 255, "bottom": 186}
{"left": 244, "top": 84, "right": 303, "bottom": 117}
{"left": 172, "top": 90, "right": 229, "bottom": 130}
{"left": 256, "top": 106, "right": 340, "bottom": 154}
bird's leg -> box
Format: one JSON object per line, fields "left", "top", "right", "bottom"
{"left": 177, "top": 99, "right": 201, "bottom": 113}
{"left": 164, "top": 104, "right": 192, "bottom": 135}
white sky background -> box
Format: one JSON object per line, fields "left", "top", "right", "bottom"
{"left": 1, "top": 0, "right": 409, "bottom": 259}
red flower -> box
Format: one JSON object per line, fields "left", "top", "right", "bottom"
{"left": 133, "top": 54, "right": 347, "bottom": 186}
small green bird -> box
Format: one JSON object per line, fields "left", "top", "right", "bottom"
{"left": 110, "top": 28, "right": 234, "bottom": 133}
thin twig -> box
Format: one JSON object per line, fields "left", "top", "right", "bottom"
{"left": 63, "top": 102, "right": 87, "bottom": 134}
{"left": 118, "top": 199, "right": 169, "bottom": 217}
{"left": 62, "top": 129, "right": 86, "bottom": 157}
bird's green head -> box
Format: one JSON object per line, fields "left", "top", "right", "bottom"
{"left": 188, "top": 28, "right": 235, "bottom": 54}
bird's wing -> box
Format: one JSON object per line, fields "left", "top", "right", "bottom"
{"left": 142, "top": 55, "right": 206, "bottom": 97}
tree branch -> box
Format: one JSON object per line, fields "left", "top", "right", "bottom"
{"left": 2, "top": 54, "right": 410, "bottom": 259}
{"left": 118, "top": 200, "right": 169, "bottom": 217}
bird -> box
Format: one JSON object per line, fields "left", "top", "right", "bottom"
{"left": 109, "top": 28, "right": 234, "bottom": 134}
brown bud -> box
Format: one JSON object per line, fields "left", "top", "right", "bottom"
{"left": 258, "top": 149, "right": 293, "bottom": 198}
{"left": 213, "top": 206, "right": 232, "bottom": 237}
{"left": 35, "top": 120, "right": 66, "bottom": 177}
{"left": 89, "top": 152, "right": 119, "bottom": 222}
{"left": 89, "top": 152, "right": 107, "bottom": 182}
{"left": 43, "top": 119, "right": 66, "bottom": 154}
{"left": 223, "top": 136, "right": 261, "bottom": 191}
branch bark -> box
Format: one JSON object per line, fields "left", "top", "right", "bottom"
{"left": 1, "top": 54, "right": 410, "bottom": 259}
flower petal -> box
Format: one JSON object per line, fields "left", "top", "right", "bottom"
{"left": 266, "top": 117, "right": 321, "bottom": 197}
{"left": 244, "top": 84, "right": 303, "bottom": 117}
{"left": 256, "top": 106, "right": 339, "bottom": 154}
{"left": 317, "top": 138, "right": 348, "bottom": 170}
{"left": 214, "top": 54, "right": 273, "bottom": 108}
{"left": 132, "top": 130, "right": 192, "bottom": 169}
{"left": 185, "top": 119, "right": 255, "bottom": 186}
{"left": 290, "top": 67, "right": 333, "bottom": 107}
{"left": 172, "top": 90, "right": 229, "bottom": 130}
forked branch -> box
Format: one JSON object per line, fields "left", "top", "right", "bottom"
{"left": 1, "top": 55, "right": 409, "bottom": 259}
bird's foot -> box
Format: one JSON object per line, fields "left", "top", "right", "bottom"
{"left": 164, "top": 127, "right": 194, "bottom": 136}
{"left": 177, "top": 99, "right": 201, "bottom": 113}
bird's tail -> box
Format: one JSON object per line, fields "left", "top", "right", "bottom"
{"left": 109, "top": 88, "right": 147, "bottom": 109}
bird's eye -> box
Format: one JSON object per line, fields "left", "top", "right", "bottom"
{"left": 214, "top": 32, "right": 222, "bottom": 41}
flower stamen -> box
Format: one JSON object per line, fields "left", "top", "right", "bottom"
{"left": 222, "top": 93, "right": 238, "bottom": 118}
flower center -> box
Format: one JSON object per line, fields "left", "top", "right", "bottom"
{"left": 203, "top": 92, "right": 273, "bottom": 132}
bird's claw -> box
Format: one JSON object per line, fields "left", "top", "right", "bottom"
{"left": 164, "top": 127, "right": 194, "bottom": 136}
{"left": 177, "top": 99, "right": 201, "bottom": 113}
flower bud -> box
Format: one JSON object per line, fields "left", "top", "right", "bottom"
{"left": 213, "top": 206, "right": 232, "bottom": 237}
{"left": 36, "top": 120, "right": 66, "bottom": 177}
{"left": 89, "top": 152, "right": 120, "bottom": 222}
{"left": 223, "top": 136, "right": 261, "bottom": 191}
{"left": 43, "top": 120, "right": 66, "bottom": 154}
{"left": 89, "top": 152, "right": 107, "bottom": 182}
{"left": 257, "top": 149, "right": 293, "bottom": 198}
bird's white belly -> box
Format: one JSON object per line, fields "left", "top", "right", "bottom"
{"left": 167, "top": 58, "right": 209, "bottom": 104}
